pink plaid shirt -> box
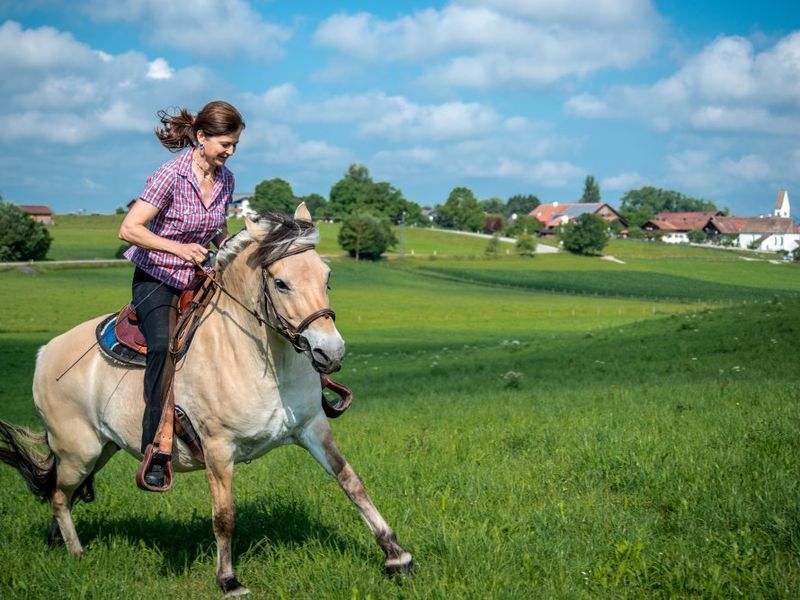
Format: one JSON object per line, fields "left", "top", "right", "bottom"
{"left": 124, "top": 149, "right": 235, "bottom": 289}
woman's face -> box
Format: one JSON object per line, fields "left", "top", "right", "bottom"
{"left": 197, "top": 128, "right": 242, "bottom": 169}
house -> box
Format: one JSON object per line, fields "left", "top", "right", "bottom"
{"left": 705, "top": 215, "right": 799, "bottom": 253}
{"left": 529, "top": 202, "right": 626, "bottom": 234}
{"left": 227, "top": 193, "right": 255, "bottom": 218}
{"left": 17, "top": 204, "right": 54, "bottom": 225}
{"left": 641, "top": 211, "right": 724, "bottom": 244}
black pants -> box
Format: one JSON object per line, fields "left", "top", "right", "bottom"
{"left": 132, "top": 268, "right": 180, "bottom": 453}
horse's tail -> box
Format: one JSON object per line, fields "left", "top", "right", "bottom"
{"left": 0, "top": 420, "right": 57, "bottom": 502}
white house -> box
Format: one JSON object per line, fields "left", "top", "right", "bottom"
{"left": 227, "top": 193, "right": 256, "bottom": 218}
{"left": 706, "top": 215, "right": 799, "bottom": 253}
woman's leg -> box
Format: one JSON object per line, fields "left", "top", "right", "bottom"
{"left": 131, "top": 268, "right": 179, "bottom": 454}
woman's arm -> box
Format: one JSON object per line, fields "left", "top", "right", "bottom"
{"left": 119, "top": 199, "right": 209, "bottom": 264}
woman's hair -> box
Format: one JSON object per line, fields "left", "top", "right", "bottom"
{"left": 154, "top": 100, "right": 245, "bottom": 152}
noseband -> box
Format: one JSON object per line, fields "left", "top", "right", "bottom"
{"left": 260, "top": 243, "right": 336, "bottom": 353}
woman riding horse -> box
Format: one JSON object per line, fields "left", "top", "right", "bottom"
{"left": 118, "top": 101, "right": 244, "bottom": 488}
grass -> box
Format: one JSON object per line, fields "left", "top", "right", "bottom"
{"left": 0, "top": 221, "right": 798, "bottom": 598}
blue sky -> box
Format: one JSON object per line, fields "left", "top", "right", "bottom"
{"left": 1, "top": 0, "right": 799, "bottom": 216}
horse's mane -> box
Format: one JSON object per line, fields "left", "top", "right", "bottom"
{"left": 215, "top": 212, "right": 319, "bottom": 272}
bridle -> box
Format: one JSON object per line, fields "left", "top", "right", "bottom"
{"left": 205, "top": 242, "right": 335, "bottom": 354}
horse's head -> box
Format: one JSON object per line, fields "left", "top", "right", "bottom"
{"left": 235, "top": 203, "right": 344, "bottom": 374}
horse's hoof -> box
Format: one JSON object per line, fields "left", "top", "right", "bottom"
{"left": 220, "top": 576, "right": 250, "bottom": 598}
{"left": 385, "top": 553, "right": 414, "bottom": 577}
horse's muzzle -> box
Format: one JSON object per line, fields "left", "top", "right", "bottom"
{"left": 311, "top": 347, "right": 342, "bottom": 374}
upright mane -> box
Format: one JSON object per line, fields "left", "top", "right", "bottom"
{"left": 215, "top": 212, "right": 320, "bottom": 273}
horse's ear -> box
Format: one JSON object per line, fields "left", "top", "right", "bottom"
{"left": 244, "top": 216, "right": 268, "bottom": 241}
{"left": 294, "top": 202, "right": 312, "bottom": 221}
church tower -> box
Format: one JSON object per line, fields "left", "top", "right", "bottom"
{"left": 774, "top": 190, "right": 790, "bottom": 218}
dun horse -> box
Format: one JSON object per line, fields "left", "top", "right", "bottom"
{"left": 0, "top": 204, "right": 412, "bottom": 597}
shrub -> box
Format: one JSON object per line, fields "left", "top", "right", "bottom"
{"left": 559, "top": 213, "right": 610, "bottom": 256}
{"left": 338, "top": 213, "right": 397, "bottom": 260}
{"left": 516, "top": 233, "right": 536, "bottom": 257}
{"left": 484, "top": 233, "right": 500, "bottom": 257}
{"left": 0, "top": 200, "right": 52, "bottom": 261}
{"left": 687, "top": 229, "right": 706, "bottom": 244}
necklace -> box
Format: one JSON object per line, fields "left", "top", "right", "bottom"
{"left": 192, "top": 153, "right": 215, "bottom": 181}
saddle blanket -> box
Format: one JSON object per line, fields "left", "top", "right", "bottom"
{"left": 96, "top": 313, "right": 146, "bottom": 367}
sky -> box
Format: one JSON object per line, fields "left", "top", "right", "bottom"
{"left": 1, "top": 0, "right": 799, "bottom": 216}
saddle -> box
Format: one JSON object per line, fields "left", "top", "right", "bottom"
{"left": 95, "top": 269, "right": 352, "bottom": 492}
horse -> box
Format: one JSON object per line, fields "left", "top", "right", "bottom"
{"left": 0, "top": 203, "right": 412, "bottom": 597}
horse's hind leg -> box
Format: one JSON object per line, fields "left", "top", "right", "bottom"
{"left": 49, "top": 437, "right": 117, "bottom": 555}
{"left": 299, "top": 417, "right": 413, "bottom": 575}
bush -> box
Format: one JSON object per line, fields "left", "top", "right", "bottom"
{"left": 0, "top": 200, "right": 52, "bottom": 261}
{"left": 687, "top": 229, "right": 706, "bottom": 244}
{"left": 558, "top": 213, "right": 610, "bottom": 256}
{"left": 485, "top": 234, "right": 500, "bottom": 257}
{"left": 515, "top": 233, "right": 536, "bottom": 257}
{"left": 338, "top": 213, "right": 397, "bottom": 260}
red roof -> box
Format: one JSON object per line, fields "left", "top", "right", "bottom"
{"left": 17, "top": 204, "right": 53, "bottom": 216}
{"left": 651, "top": 211, "right": 721, "bottom": 231}
{"left": 709, "top": 215, "right": 796, "bottom": 235}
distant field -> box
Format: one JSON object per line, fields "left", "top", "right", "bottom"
{"left": 1, "top": 221, "right": 798, "bottom": 598}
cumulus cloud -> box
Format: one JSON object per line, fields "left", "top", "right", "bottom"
{"left": 313, "top": 1, "right": 662, "bottom": 87}
{"left": 601, "top": 172, "right": 648, "bottom": 191}
{"left": 566, "top": 31, "right": 800, "bottom": 135}
{"left": 0, "top": 21, "right": 217, "bottom": 144}
{"left": 85, "top": 0, "right": 291, "bottom": 60}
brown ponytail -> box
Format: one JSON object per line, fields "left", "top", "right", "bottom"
{"left": 154, "top": 101, "right": 245, "bottom": 152}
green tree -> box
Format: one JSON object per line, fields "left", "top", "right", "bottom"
{"left": 515, "top": 233, "right": 536, "bottom": 257}
{"left": 0, "top": 199, "right": 52, "bottom": 261}
{"left": 435, "top": 186, "right": 483, "bottom": 232}
{"left": 620, "top": 186, "right": 720, "bottom": 228}
{"left": 504, "top": 215, "right": 540, "bottom": 237}
{"left": 559, "top": 213, "right": 610, "bottom": 256}
{"left": 687, "top": 229, "right": 707, "bottom": 244}
{"left": 484, "top": 233, "right": 500, "bottom": 257}
{"left": 580, "top": 175, "right": 601, "bottom": 203}
{"left": 299, "top": 193, "right": 328, "bottom": 218}
{"left": 480, "top": 197, "right": 505, "bottom": 214}
{"left": 337, "top": 213, "right": 397, "bottom": 260}
{"left": 505, "top": 193, "right": 540, "bottom": 217}
{"left": 251, "top": 178, "right": 295, "bottom": 215}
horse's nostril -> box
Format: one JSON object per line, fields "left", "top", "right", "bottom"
{"left": 312, "top": 348, "right": 330, "bottom": 365}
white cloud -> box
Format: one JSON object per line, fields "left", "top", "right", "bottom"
{"left": 86, "top": 0, "right": 291, "bottom": 59}
{"left": 313, "top": 1, "right": 662, "bottom": 88}
{"left": 566, "top": 31, "right": 800, "bottom": 135}
{"left": 601, "top": 172, "right": 648, "bottom": 191}
{"left": 146, "top": 58, "right": 174, "bottom": 80}
{"left": 0, "top": 20, "right": 97, "bottom": 71}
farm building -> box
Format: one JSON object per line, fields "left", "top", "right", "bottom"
{"left": 704, "top": 215, "right": 799, "bottom": 252}
{"left": 641, "top": 211, "right": 724, "bottom": 244}
{"left": 529, "top": 202, "right": 626, "bottom": 234}
{"left": 17, "top": 204, "right": 54, "bottom": 225}
{"left": 227, "top": 192, "right": 255, "bottom": 218}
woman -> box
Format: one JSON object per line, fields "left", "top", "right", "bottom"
{"left": 119, "top": 100, "right": 244, "bottom": 488}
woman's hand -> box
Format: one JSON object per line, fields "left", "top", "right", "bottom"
{"left": 175, "top": 242, "right": 209, "bottom": 265}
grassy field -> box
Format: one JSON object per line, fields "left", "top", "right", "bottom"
{"left": 0, "top": 219, "right": 798, "bottom": 598}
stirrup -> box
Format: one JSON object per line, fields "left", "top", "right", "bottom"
{"left": 136, "top": 444, "right": 174, "bottom": 492}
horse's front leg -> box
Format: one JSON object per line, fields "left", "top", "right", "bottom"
{"left": 205, "top": 443, "right": 250, "bottom": 598}
{"left": 300, "top": 416, "right": 414, "bottom": 575}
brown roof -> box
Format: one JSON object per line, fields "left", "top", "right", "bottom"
{"left": 709, "top": 215, "right": 796, "bottom": 235}
{"left": 775, "top": 190, "right": 788, "bottom": 210}
{"left": 17, "top": 204, "right": 53, "bottom": 216}
{"left": 651, "top": 211, "right": 721, "bottom": 231}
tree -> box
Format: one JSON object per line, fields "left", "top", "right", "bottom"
{"left": 687, "top": 229, "right": 706, "bottom": 244}
{"left": 580, "top": 175, "right": 601, "bottom": 203}
{"left": 435, "top": 186, "right": 483, "bottom": 232}
{"left": 505, "top": 193, "right": 540, "bottom": 218}
{"left": 619, "top": 186, "right": 720, "bottom": 228}
{"left": 299, "top": 193, "right": 328, "bottom": 218}
{"left": 0, "top": 199, "right": 52, "bottom": 261}
{"left": 484, "top": 234, "right": 500, "bottom": 257}
{"left": 480, "top": 197, "right": 505, "bottom": 214}
{"left": 482, "top": 214, "right": 505, "bottom": 234}
{"left": 515, "top": 233, "right": 536, "bottom": 257}
{"left": 337, "top": 213, "right": 397, "bottom": 260}
{"left": 251, "top": 178, "right": 295, "bottom": 215}
{"left": 504, "top": 215, "right": 540, "bottom": 237}
{"left": 559, "top": 213, "right": 610, "bottom": 256}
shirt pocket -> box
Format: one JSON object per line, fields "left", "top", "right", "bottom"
{"left": 175, "top": 208, "right": 225, "bottom": 239}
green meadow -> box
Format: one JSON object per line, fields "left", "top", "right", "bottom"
{"left": 0, "top": 217, "right": 798, "bottom": 598}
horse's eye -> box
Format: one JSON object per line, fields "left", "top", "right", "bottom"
{"left": 274, "top": 279, "right": 290, "bottom": 292}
